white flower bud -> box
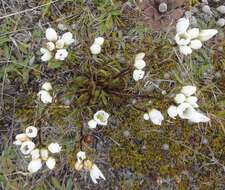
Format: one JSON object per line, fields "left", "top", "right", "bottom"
{"left": 46, "top": 42, "right": 55, "bottom": 51}
{"left": 45, "top": 28, "right": 58, "bottom": 42}
{"left": 61, "top": 32, "right": 75, "bottom": 46}
{"left": 48, "top": 143, "right": 61, "bottom": 153}
{"left": 37, "top": 90, "right": 52, "bottom": 104}
{"left": 90, "top": 43, "right": 101, "bottom": 55}
{"left": 134, "top": 59, "right": 146, "bottom": 70}
{"left": 46, "top": 157, "right": 56, "bottom": 170}
{"left": 88, "top": 119, "right": 98, "bottom": 129}
{"left": 28, "top": 159, "right": 42, "bottom": 173}
{"left": 133, "top": 69, "right": 145, "bottom": 81}
{"left": 148, "top": 109, "right": 164, "bottom": 126}
{"left": 94, "top": 37, "right": 104, "bottom": 46}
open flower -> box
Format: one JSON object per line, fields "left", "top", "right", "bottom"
{"left": 28, "top": 159, "right": 42, "bottom": 173}
{"left": 20, "top": 141, "right": 35, "bottom": 155}
{"left": 37, "top": 90, "right": 53, "bottom": 104}
{"left": 144, "top": 109, "right": 164, "bottom": 126}
{"left": 133, "top": 69, "right": 145, "bottom": 81}
{"left": 93, "top": 110, "right": 109, "bottom": 126}
{"left": 55, "top": 49, "right": 68, "bottom": 60}
{"left": 25, "top": 126, "right": 38, "bottom": 138}
{"left": 48, "top": 143, "right": 61, "bottom": 153}
{"left": 46, "top": 157, "right": 56, "bottom": 170}
{"left": 175, "top": 32, "right": 191, "bottom": 46}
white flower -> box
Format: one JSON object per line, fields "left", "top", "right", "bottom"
{"left": 40, "top": 148, "right": 49, "bottom": 161}
{"left": 148, "top": 109, "right": 164, "bottom": 126}
{"left": 20, "top": 141, "right": 35, "bottom": 155}
{"left": 187, "top": 28, "right": 200, "bottom": 39}
{"left": 88, "top": 119, "right": 98, "bottom": 129}
{"left": 134, "top": 59, "right": 146, "bottom": 70}
{"left": 55, "top": 49, "right": 68, "bottom": 60}
{"left": 190, "top": 40, "right": 202, "bottom": 49}
{"left": 89, "top": 164, "right": 106, "bottom": 184}
{"left": 90, "top": 43, "right": 101, "bottom": 55}
{"left": 188, "top": 111, "right": 210, "bottom": 123}
{"left": 61, "top": 32, "right": 75, "bottom": 46}
{"left": 176, "top": 18, "right": 190, "bottom": 33}
{"left": 133, "top": 69, "right": 145, "bottom": 81}
{"left": 135, "top": 53, "right": 145, "bottom": 61}
{"left": 175, "top": 32, "right": 191, "bottom": 46}
{"left": 181, "top": 85, "right": 196, "bottom": 96}
{"left": 37, "top": 90, "right": 53, "bottom": 104}
{"left": 46, "top": 157, "right": 56, "bottom": 170}
{"left": 41, "top": 82, "right": 52, "bottom": 91}
{"left": 76, "top": 151, "right": 86, "bottom": 163}
{"left": 31, "top": 149, "right": 40, "bottom": 160}
{"left": 28, "top": 159, "right": 42, "bottom": 173}
{"left": 25, "top": 126, "right": 38, "bottom": 138}
{"left": 48, "top": 143, "right": 61, "bottom": 153}
{"left": 93, "top": 110, "right": 109, "bottom": 126}
{"left": 46, "top": 42, "right": 55, "bottom": 51}
{"left": 15, "top": 133, "right": 29, "bottom": 142}
{"left": 167, "top": 105, "right": 178, "bottom": 119}
{"left": 45, "top": 28, "right": 58, "bottom": 42}
{"left": 55, "top": 39, "right": 65, "bottom": 49}
{"left": 216, "top": 5, "right": 225, "bottom": 14}
{"left": 94, "top": 37, "right": 104, "bottom": 46}
{"left": 198, "top": 29, "right": 218, "bottom": 42}
{"left": 217, "top": 18, "right": 225, "bottom": 27}
{"left": 174, "top": 93, "right": 186, "bottom": 104}
{"left": 40, "top": 48, "right": 52, "bottom": 62}
{"left": 186, "top": 96, "right": 198, "bottom": 108}
{"left": 179, "top": 45, "right": 192, "bottom": 55}
{"left": 143, "top": 113, "right": 150, "bottom": 120}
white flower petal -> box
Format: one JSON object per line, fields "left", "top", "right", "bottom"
{"left": 133, "top": 69, "right": 145, "bottom": 81}
{"left": 88, "top": 119, "right": 98, "bottom": 129}
{"left": 177, "top": 103, "right": 195, "bottom": 119}
{"left": 175, "top": 32, "right": 191, "bottom": 46}
{"left": 31, "top": 149, "right": 40, "bottom": 160}
{"left": 94, "top": 37, "right": 104, "bottom": 46}
{"left": 134, "top": 59, "right": 146, "bottom": 70}
{"left": 186, "top": 96, "right": 198, "bottom": 107}
{"left": 190, "top": 39, "right": 202, "bottom": 50}
{"left": 167, "top": 105, "right": 178, "bottom": 119}
{"left": 20, "top": 141, "right": 35, "bottom": 155}
{"left": 90, "top": 164, "right": 106, "bottom": 184}
{"left": 37, "top": 90, "right": 52, "bottom": 104}
{"left": 46, "top": 157, "right": 56, "bottom": 170}
{"left": 41, "top": 82, "right": 52, "bottom": 91}
{"left": 15, "top": 133, "right": 29, "bottom": 142}
{"left": 187, "top": 28, "right": 200, "bottom": 39}
{"left": 48, "top": 143, "right": 61, "bottom": 153}
{"left": 55, "top": 49, "right": 68, "bottom": 61}
{"left": 93, "top": 110, "right": 109, "bottom": 126}
{"left": 179, "top": 45, "right": 192, "bottom": 55}
{"left": 174, "top": 93, "right": 186, "bottom": 104}
{"left": 176, "top": 18, "right": 190, "bottom": 33}
{"left": 181, "top": 85, "right": 197, "bottom": 96}
{"left": 25, "top": 126, "right": 38, "bottom": 138}
{"left": 198, "top": 29, "right": 218, "bottom": 42}
{"left": 135, "top": 53, "right": 145, "bottom": 61}
{"left": 148, "top": 109, "right": 164, "bottom": 126}
{"left": 45, "top": 28, "right": 58, "bottom": 42}
{"left": 61, "top": 32, "right": 75, "bottom": 46}
{"left": 90, "top": 43, "right": 101, "bottom": 55}
{"left": 55, "top": 39, "right": 65, "bottom": 49}
{"left": 28, "top": 159, "right": 42, "bottom": 173}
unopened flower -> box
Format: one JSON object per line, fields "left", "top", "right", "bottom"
{"left": 133, "top": 69, "right": 145, "bottom": 81}
{"left": 45, "top": 28, "right": 58, "bottom": 42}
{"left": 20, "top": 141, "right": 35, "bottom": 155}
{"left": 167, "top": 105, "right": 178, "bottom": 119}
{"left": 198, "top": 29, "right": 218, "bottom": 42}
{"left": 41, "top": 82, "right": 52, "bottom": 91}
{"left": 174, "top": 93, "right": 186, "bottom": 104}
{"left": 94, "top": 37, "right": 104, "bottom": 46}
{"left": 48, "top": 143, "right": 61, "bottom": 153}
{"left": 146, "top": 109, "right": 164, "bottom": 126}
{"left": 89, "top": 164, "right": 106, "bottom": 184}
{"left": 40, "top": 148, "right": 49, "bottom": 161}
{"left": 40, "top": 48, "right": 52, "bottom": 62}
{"left": 134, "top": 59, "right": 146, "bottom": 70}
{"left": 90, "top": 43, "right": 101, "bottom": 55}
{"left": 55, "top": 49, "right": 68, "bottom": 60}
{"left": 46, "top": 157, "right": 56, "bottom": 170}
{"left": 37, "top": 90, "right": 53, "bottom": 104}
{"left": 61, "top": 32, "right": 75, "bottom": 46}
{"left": 46, "top": 42, "right": 55, "bottom": 51}
{"left": 25, "top": 126, "right": 38, "bottom": 138}
{"left": 28, "top": 159, "right": 42, "bottom": 173}
{"left": 181, "top": 85, "right": 196, "bottom": 96}
{"left": 93, "top": 110, "right": 109, "bottom": 126}
{"left": 88, "top": 119, "right": 98, "bottom": 129}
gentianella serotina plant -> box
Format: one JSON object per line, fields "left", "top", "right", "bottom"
{"left": 14, "top": 126, "right": 62, "bottom": 173}
{"left": 40, "top": 28, "right": 75, "bottom": 61}
{"left": 90, "top": 37, "right": 105, "bottom": 55}
{"left": 174, "top": 17, "right": 218, "bottom": 55}
{"left": 133, "top": 53, "right": 146, "bottom": 81}
{"left": 75, "top": 151, "right": 106, "bottom": 184}
{"left": 167, "top": 85, "right": 210, "bottom": 123}
{"left": 37, "top": 82, "right": 53, "bottom": 104}
{"left": 88, "top": 110, "right": 109, "bottom": 129}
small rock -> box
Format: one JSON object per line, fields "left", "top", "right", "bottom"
{"left": 163, "top": 73, "right": 170, "bottom": 79}
{"left": 216, "top": 18, "right": 225, "bottom": 27}
{"left": 217, "top": 6, "right": 225, "bottom": 14}
{"left": 57, "top": 23, "right": 67, "bottom": 31}
{"left": 202, "top": 138, "right": 208, "bottom": 144}
{"left": 123, "top": 130, "right": 130, "bottom": 138}
{"left": 162, "top": 144, "right": 169, "bottom": 151}
{"left": 202, "top": 5, "right": 212, "bottom": 15}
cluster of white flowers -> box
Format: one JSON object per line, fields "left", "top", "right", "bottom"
{"left": 88, "top": 110, "right": 109, "bottom": 129}
{"left": 37, "top": 82, "right": 53, "bottom": 104}
{"left": 143, "top": 109, "right": 164, "bottom": 126}
{"left": 75, "top": 151, "right": 105, "bottom": 184}
{"left": 13, "top": 126, "right": 61, "bottom": 173}
{"left": 90, "top": 37, "right": 105, "bottom": 55}
{"left": 40, "top": 28, "right": 75, "bottom": 62}
{"left": 167, "top": 85, "right": 210, "bottom": 123}
{"left": 133, "top": 53, "right": 146, "bottom": 81}
{"left": 175, "top": 18, "right": 218, "bottom": 55}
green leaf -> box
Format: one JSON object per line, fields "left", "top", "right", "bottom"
{"left": 66, "top": 178, "right": 73, "bottom": 190}
{"left": 48, "top": 60, "right": 63, "bottom": 69}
